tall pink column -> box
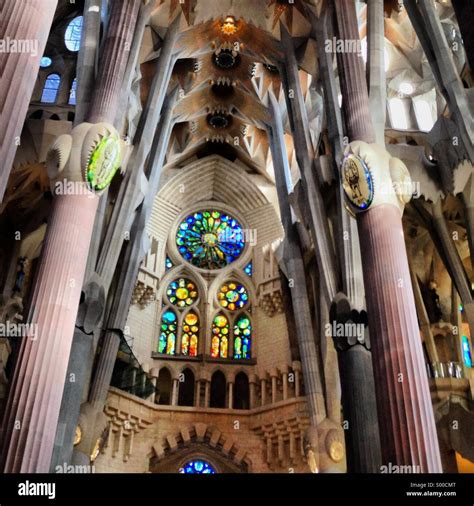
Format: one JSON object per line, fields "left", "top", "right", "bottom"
{"left": 334, "top": 0, "right": 442, "bottom": 471}
{"left": 0, "top": 0, "right": 58, "bottom": 202}
{"left": 1, "top": 193, "right": 99, "bottom": 472}
{"left": 0, "top": 0, "right": 140, "bottom": 472}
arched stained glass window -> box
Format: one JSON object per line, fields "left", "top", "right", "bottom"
{"left": 176, "top": 210, "right": 244, "bottom": 270}
{"left": 179, "top": 460, "right": 216, "bottom": 474}
{"left": 167, "top": 278, "right": 198, "bottom": 308}
{"left": 159, "top": 309, "right": 177, "bottom": 355}
{"left": 181, "top": 312, "right": 199, "bottom": 357}
{"left": 211, "top": 314, "right": 229, "bottom": 358}
{"left": 40, "top": 56, "right": 52, "bottom": 68}
{"left": 69, "top": 78, "right": 77, "bottom": 105}
{"left": 165, "top": 256, "right": 173, "bottom": 271}
{"left": 65, "top": 16, "right": 83, "bottom": 52}
{"left": 41, "top": 74, "right": 61, "bottom": 103}
{"left": 233, "top": 314, "right": 252, "bottom": 359}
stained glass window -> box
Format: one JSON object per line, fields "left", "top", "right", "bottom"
{"left": 69, "top": 78, "right": 77, "bottom": 105}
{"left": 462, "top": 336, "right": 472, "bottom": 368}
{"left": 181, "top": 312, "right": 199, "bottom": 357}
{"left": 40, "top": 56, "right": 52, "bottom": 68}
{"left": 65, "top": 16, "right": 83, "bottom": 52}
{"left": 217, "top": 282, "right": 248, "bottom": 311}
{"left": 233, "top": 314, "right": 252, "bottom": 359}
{"left": 41, "top": 74, "right": 61, "bottom": 103}
{"left": 179, "top": 460, "right": 216, "bottom": 474}
{"left": 167, "top": 278, "right": 198, "bottom": 308}
{"left": 244, "top": 261, "right": 253, "bottom": 277}
{"left": 165, "top": 256, "right": 173, "bottom": 271}
{"left": 176, "top": 210, "right": 244, "bottom": 270}
{"left": 159, "top": 309, "right": 177, "bottom": 355}
{"left": 211, "top": 314, "right": 229, "bottom": 358}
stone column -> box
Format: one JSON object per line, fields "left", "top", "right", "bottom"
{"left": 268, "top": 95, "right": 326, "bottom": 428}
{"left": 334, "top": 0, "right": 442, "bottom": 472}
{"left": 1, "top": 0, "right": 140, "bottom": 473}
{"left": 0, "top": 0, "right": 58, "bottom": 202}
{"left": 0, "top": 191, "right": 99, "bottom": 472}
{"left": 249, "top": 377, "right": 256, "bottom": 408}
{"left": 87, "top": 0, "right": 141, "bottom": 124}
{"left": 52, "top": 0, "right": 140, "bottom": 468}
{"left": 171, "top": 378, "right": 179, "bottom": 406}
{"left": 260, "top": 379, "right": 267, "bottom": 406}
{"left": 228, "top": 382, "right": 234, "bottom": 409}
{"left": 271, "top": 372, "right": 278, "bottom": 405}
{"left": 204, "top": 380, "right": 210, "bottom": 408}
{"left": 150, "top": 368, "right": 159, "bottom": 403}
{"left": 293, "top": 363, "right": 301, "bottom": 398}
{"left": 195, "top": 380, "right": 201, "bottom": 407}
{"left": 282, "top": 371, "right": 288, "bottom": 401}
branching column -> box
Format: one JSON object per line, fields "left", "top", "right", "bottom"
{"left": 334, "top": 0, "right": 442, "bottom": 471}
{"left": 0, "top": 0, "right": 58, "bottom": 202}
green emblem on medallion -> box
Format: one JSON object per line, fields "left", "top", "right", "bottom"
{"left": 86, "top": 135, "right": 121, "bottom": 191}
{"left": 341, "top": 154, "right": 374, "bottom": 210}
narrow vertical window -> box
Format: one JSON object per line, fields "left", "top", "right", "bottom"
{"left": 41, "top": 74, "right": 61, "bottom": 103}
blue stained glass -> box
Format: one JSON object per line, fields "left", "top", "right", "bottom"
{"left": 69, "top": 78, "right": 77, "bottom": 105}
{"left": 176, "top": 210, "right": 245, "bottom": 270}
{"left": 65, "top": 16, "right": 83, "bottom": 52}
{"left": 180, "top": 460, "right": 216, "bottom": 474}
{"left": 41, "top": 74, "right": 61, "bottom": 103}
{"left": 40, "top": 56, "right": 52, "bottom": 68}
{"left": 159, "top": 310, "right": 177, "bottom": 355}
{"left": 462, "top": 336, "right": 472, "bottom": 368}
{"left": 244, "top": 261, "right": 252, "bottom": 277}
{"left": 165, "top": 256, "right": 173, "bottom": 271}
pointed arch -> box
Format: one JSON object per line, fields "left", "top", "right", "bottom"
{"left": 211, "top": 313, "right": 229, "bottom": 358}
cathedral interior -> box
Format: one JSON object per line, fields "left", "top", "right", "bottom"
{"left": 0, "top": 0, "right": 473, "bottom": 476}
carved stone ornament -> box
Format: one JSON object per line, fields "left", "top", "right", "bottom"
{"left": 342, "top": 141, "right": 413, "bottom": 213}
{"left": 46, "top": 122, "right": 126, "bottom": 195}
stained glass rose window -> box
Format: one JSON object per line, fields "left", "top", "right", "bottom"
{"left": 176, "top": 210, "right": 244, "bottom": 270}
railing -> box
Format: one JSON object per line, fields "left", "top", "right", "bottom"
{"left": 426, "top": 361, "right": 464, "bottom": 379}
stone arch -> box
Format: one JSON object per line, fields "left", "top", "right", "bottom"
{"left": 156, "top": 367, "right": 172, "bottom": 406}
{"left": 233, "top": 371, "right": 250, "bottom": 410}
{"left": 210, "top": 370, "right": 227, "bottom": 408}
{"left": 156, "top": 265, "right": 207, "bottom": 306}
{"left": 150, "top": 422, "right": 251, "bottom": 473}
{"left": 177, "top": 368, "right": 195, "bottom": 407}
{"left": 208, "top": 267, "right": 258, "bottom": 307}
{"left": 152, "top": 154, "right": 283, "bottom": 252}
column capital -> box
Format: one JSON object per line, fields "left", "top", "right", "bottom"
{"left": 46, "top": 122, "right": 126, "bottom": 196}
{"left": 341, "top": 141, "right": 412, "bottom": 214}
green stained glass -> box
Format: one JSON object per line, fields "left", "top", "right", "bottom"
{"left": 159, "top": 309, "right": 177, "bottom": 355}
{"left": 233, "top": 314, "right": 251, "bottom": 359}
